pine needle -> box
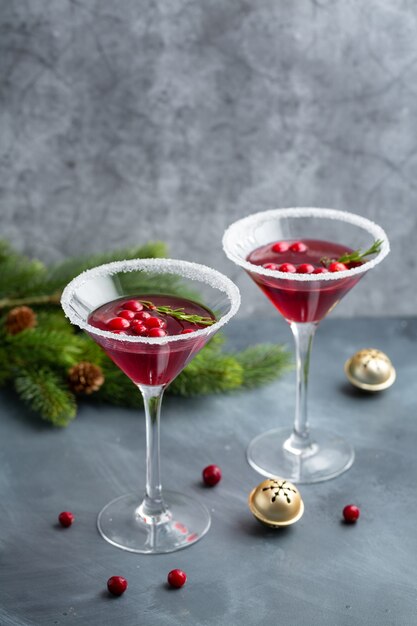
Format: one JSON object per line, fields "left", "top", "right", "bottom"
{"left": 14, "top": 367, "right": 77, "bottom": 426}
{"left": 234, "top": 344, "right": 293, "bottom": 389}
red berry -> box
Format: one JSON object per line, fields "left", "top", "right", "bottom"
{"left": 181, "top": 328, "right": 194, "bottom": 334}
{"left": 131, "top": 320, "right": 147, "bottom": 334}
{"left": 135, "top": 311, "right": 151, "bottom": 321}
{"left": 202, "top": 464, "right": 222, "bottom": 486}
{"left": 107, "top": 317, "right": 130, "bottom": 331}
{"left": 313, "top": 267, "right": 329, "bottom": 274}
{"left": 58, "top": 511, "right": 74, "bottom": 527}
{"left": 263, "top": 263, "right": 279, "bottom": 270}
{"left": 272, "top": 241, "right": 289, "bottom": 253}
{"left": 122, "top": 300, "right": 143, "bottom": 312}
{"left": 278, "top": 263, "right": 297, "bottom": 273}
{"left": 107, "top": 576, "right": 128, "bottom": 596}
{"left": 148, "top": 328, "right": 167, "bottom": 337}
{"left": 290, "top": 241, "right": 308, "bottom": 253}
{"left": 167, "top": 569, "right": 187, "bottom": 589}
{"left": 296, "top": 263, "right": 315, "bottom": 274}
{"left": 343, "top": 504, "right": 360, "bottom": 523}
{"left": 329, "top": 262, "right": 348, "bottom": 272}
{"left": 118, "top": 309, "right": 135, "bottom": 320}
{"left": 146, "top": 316, "right": 166, "bottom": 329}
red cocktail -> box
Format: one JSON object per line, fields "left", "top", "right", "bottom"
{"left": 61, "top": 258, "right": 240, "bottom": 553}
{"left": 88, "top": 295, "right": 215, "bottom": 385}
{"left": 247, "top": 239, "right": 363, "bottom": 323}
{"left": 223, "top": 208, "right": 389, "bottom": 483}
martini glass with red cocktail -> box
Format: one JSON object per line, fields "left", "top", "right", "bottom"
{"left": 61, "top": 259, "right": 240, "bottom": 553}
{"left": 223, "top": 208, "right": 389, "bottom": 483}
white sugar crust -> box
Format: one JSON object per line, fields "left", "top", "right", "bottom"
{"left": 222, "top": 207, "right": 390, "bottom": 281}
{"left": 61, "top": 258, "right": 241, "bottom": 344}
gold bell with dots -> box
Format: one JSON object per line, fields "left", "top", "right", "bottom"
{"left": 344, "top": 348, "right": 396, "bottom": 392}
{"left": 248, "top": 478, "right": 304, "bottom": 528}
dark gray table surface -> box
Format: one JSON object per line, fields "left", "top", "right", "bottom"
{"left": 0, "top": 317, "right": 416, "bottom": 626}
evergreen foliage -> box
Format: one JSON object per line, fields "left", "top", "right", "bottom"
{"left": 0, "top": 240, "right": 292, "bottom": 426}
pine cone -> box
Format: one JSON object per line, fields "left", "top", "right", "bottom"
{"left": 5, "top": 306, "right": 37, "bottom": 335}
{"left": 68, "top": 362, "right": 105, "bottom": 395}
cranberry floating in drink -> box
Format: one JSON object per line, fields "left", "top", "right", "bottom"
{"left": 223, "top": 208, "right": 389, "bottom": 483}
{"left": 88, "top": 295, "right": 216, "bottom": 386}
{"left": 61, "top": 259, "right": 240, "bottom": 553}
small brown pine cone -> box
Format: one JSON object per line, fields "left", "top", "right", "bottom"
{"left": 68, "top": 362, "right": 105, "bottom": 395}
{"left": 5, "top": 306, "right": 37, "bottom": 335}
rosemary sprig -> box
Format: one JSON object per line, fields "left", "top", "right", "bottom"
{"left": 337, "top": 239, "right": 383, "bottom": 264}
{"left": 140, "top": 300, "right": 215, "bottom": 326}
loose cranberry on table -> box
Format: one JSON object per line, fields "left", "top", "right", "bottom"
{"left": 107, "top": 576, "right": 128, "bottom": 596}
{"left": 272, "top": 241, "right": 289, "bottom": 253}
{"left": 167, "top": 569, "right": 187, "bottom": 589}
{"left": 202, "top": 464, "right": 222, "bottom": 486}
{"left": 58, "top": 511, "right": 75, "bottom": 527}
{"left": 289, "top": 241, "right": 308, "bottom": 253}
{"left": 343, "top": 504, "right": 360, "bottom": 523}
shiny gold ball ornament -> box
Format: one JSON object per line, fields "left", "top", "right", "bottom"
{"left": 344, "top": 348, "right": 396, "bottom": 391}
{"left": 248, "top": 478, "right": 304, "bottom": 528}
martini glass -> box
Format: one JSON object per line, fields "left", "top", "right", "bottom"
{"left": 223, "top": 208, "right": 389, "bottom": 483}
{"left": 61, "top": 258, "right": 240, "bottom": 553}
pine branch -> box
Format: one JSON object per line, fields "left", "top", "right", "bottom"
{"left": 169, "top": 353, "right": 243, "bottom": 396}
{"left": 14, "top": 367, "right": 77, "bottom": 426}
{"left": 37, "top": 241, "right": 168, "bottom": 295}
{"left": 235, "top": 344, "right": 293, "bottom": 388}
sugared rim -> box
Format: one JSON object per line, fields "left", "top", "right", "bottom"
{"left": 222, "top": 207, "right": 390, "bottom": 281}
{"left": 61, "top": 258, "right": 241, "bottom": 344}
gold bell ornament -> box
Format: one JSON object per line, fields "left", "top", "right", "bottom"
{"left": 344, "top": 348, "right": 396, "bottom": 392}
{"left": 248, "top": 478, "right": 304, "bottom": 528}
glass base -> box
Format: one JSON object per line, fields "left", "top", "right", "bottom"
{"left": 247, "top": 427, "right": 354, "bottom": 484}
{"left": 97, "top": 490, "right": 211, "bottom": 554}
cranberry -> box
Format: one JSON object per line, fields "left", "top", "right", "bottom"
{"left": 148, "top": 328, "right": 167, "bottom": 337}
{"left": 296, "top": 263, "right": 315, "bottom": 274}
{"left": 313, "top": 267, "right": 329, "bottom": 274}
{"left": 131, "top": 320, "right": 147, "bottom": 334}
{"left": 167, "top": 569, "right": 187, "bottom": 589}
{"left": 278, "top": 263, "right": 297, "bottom": 273}
{"left": 135, "top": 311, "right": 151, "bottom": 321}
{"left": 202, "top": 464, "right": 222, "bottom": 486}
{"left": 343, "top": 504, "right": 360, "bottom": 523}
{"left": 107, "top": 317, "right": 130, "bottom": 331}
{"left": 329, "top": 262, "right": 348, "bottom": 272}
{"left": 263, "top": 263, "right": 279, "bottom": 270}
{"left": 272, "top": 241, "right": 289, "bottom": 253}
{"left": 107, "top": 576, "right": 128, "bottom": 596}
{"left": 290, "top": 241, "right": 308, "bottom": 253}
{"left": 118, "top": 309, "right": 135, "bottom": 320}
{"left": 145, "top": 316, "right": 166, "bottom": 329}
{"left": 122, "top": 300, "right": 143, "bottom": 312}
{"left": 58, "top": 511, "right": 75, "bottom": 527}
{"left": 181, "top": 328, "right": 194, "bottom": 334}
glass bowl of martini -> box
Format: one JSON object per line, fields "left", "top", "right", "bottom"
{"left": 61, "top": 258, "right": 240, "bottom": 553}
{"left": 223, "top": 208, "right": 389, "bottom": 483}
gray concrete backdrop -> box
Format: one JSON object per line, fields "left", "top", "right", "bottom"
{"left": 0, "top": 0, "right": 415, "bottom": 317}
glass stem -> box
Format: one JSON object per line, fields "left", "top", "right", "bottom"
{"left": 289, "top": 322, "right": 318, "bottom": 450}
{"left": 137, "top": 384, "right": 167, "bottom": 518}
